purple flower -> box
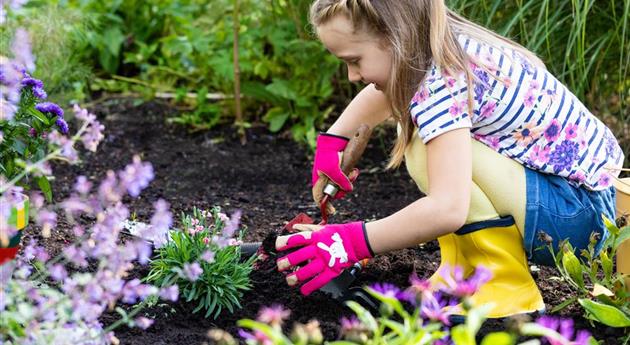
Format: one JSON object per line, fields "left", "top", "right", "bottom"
{"left": 222, "top": 210, "right": 241, "bottom": 239}
{"left": 35, "top": 208, "right": 57, "bottom": 235}
{"left": 340, "top": 316, "right": 364, "bottom": 334}
{"left": 21, "top": 76, "right": 42, "bottom": 88}
{"left": 135, "top": 316, "right": 154, "bottom": 330}
{"left": 420, "top": 292, "right": 458, "bottom": 325}
{"left": 73, "top": 175, "right": 92, "bottom": 195}
{"left": 73, "top": 104, "right": 105, "bottom": 152}
{"left": 55, "top": 117, "right": 69, "bottom": 134}
{"left": 182, "top": 262, "right": 203, "bottom": 281}
{"left": 0, "top": 98, "right": 18, "bottom": 120}
{"left": 11, "top": 28, "right": 35, "bottom": 72}
{"left": 200, "top": 250, "right": 215, "bottom": 263}
{"left": 437, "top": 265, "right": 492, "bottom": 298}
{"left": 63, "top": 244, "right": 88, "bottom": 267}
{"left": 35, "top": 102, "right": 64, "bottom": 118}
{"left": 536, "top": 316, "right": 591, "bottom": 345}
{"left": 48, "top": 263, "right": 67, "bottom": 281}
{"left": 119, "top": 155, "right": 154, "bottom": 197}
{"left": 473, "top": 68, "right": 490, "bottom": 103}
{"left": 543, "top": 119, "right": 561, "bottom": 142}
{"left": 142, "top": 199, "right": 172, "bottom": 248}
{"left": 159, "top": 285, "right": 179, "bottom": 302}
{"left": 370, "top": 282, "right": 402, "bottom": 299}
{"left": 548, "top": 140, "right": 579, "bottom": 173}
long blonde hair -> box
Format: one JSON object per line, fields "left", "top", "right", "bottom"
{"left": 310, "top": 0, "right": 544, "bottom": 168}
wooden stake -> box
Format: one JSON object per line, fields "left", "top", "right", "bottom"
{"left": 233, "top": 0, "right": 246, "bottom": 144}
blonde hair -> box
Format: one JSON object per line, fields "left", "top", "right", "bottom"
{"left": 310, "top": 0, "right": 545, "bottom": 168}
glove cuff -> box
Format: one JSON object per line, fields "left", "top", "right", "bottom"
{"left": 317, "top": 132, "right": 349, "bottom": 151}
{"left": 347, "top": 221, "right": 374, "bottom": 259}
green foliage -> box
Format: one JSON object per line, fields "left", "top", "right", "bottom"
{"left": 56, "top": 0, "right": 628, "bottom": 153}
{"left": 145, "top": 206, "right": 255, "bottom": 319}
{"left": 61, "top": 0, "right": 345, "bottom": 148}
{"left": 549, "top": 215, "right": 630, "bottom": 341}
{"left": 0, "top": 0, "right": 92, "bottom": 104}
{"left": 0, "top": 86, "right": 62, "bottom": 201}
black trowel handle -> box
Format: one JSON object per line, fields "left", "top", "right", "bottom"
{"left": 322, "top": 124, "right": 373, "bottom": 197}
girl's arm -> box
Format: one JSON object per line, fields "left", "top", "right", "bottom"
{"left": 327, "top": 84, "right": 392, "bottom": 137}
{"left": 366, "top": 128, "right": 472, "bottom": 253}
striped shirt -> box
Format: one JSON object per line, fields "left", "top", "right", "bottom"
{"left": 409, "top": 35, "right": 624, "bottom": 191}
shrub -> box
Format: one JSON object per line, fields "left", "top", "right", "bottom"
{"left": 146, "top": 206, "right": 256, "bottom": 319}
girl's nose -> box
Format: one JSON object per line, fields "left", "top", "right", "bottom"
{"left": 347, "top": 66, "right": 361, "bottom": 83}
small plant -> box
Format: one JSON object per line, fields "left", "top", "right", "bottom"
{"left": 209, "top": 266, "right": 597, "bottom": 345}
{"left": 548, "top": 215, "right": 630, "bottom": 343}
{"left": 146, "top": 206, "right": 256, "bottom": 319}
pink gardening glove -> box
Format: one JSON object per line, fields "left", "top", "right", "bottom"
{"left": 311, "top": 133, "right": 354, "bottom": 198}
{"left": 276, "top": 222, "right": 373, "bottom": 296}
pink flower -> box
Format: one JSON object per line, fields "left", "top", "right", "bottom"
{"left": 529, "top": 80, "right": 540, "bottom": 90}
{"left": 570, "top": 171, "right": 586, "bottom": 183}
{"left": 524, "top": 90, "right": 536, "bottom": 108}
{"left": 412, "top": 86, "right": 430, "bottom": 103}
{"left": 598, "top": 173, "right": 612, "bottom": 187}
{"left": 475, "top": 134, "right": 500, "bottom": 149}
{"left": 449, "top": 100, "right": 465, "bottom": 117}
{"left": 257, "top": 304, "right": 290, "bottom": 327}
{"left": 529, "top": 144, "right": 551, "bottom": 164}
{"left": 564, "top": 123, "right": 579, "bottom": 140}
{"left": 479, "top": 100, "right": 497, "bottom": 118}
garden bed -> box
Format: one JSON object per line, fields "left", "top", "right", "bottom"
{"left": 23, "top": 98, "right": 624, "bottom": 344}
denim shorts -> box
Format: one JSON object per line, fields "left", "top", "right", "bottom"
{"left": 523, "top": 168, "right": 616, "bottom": 266}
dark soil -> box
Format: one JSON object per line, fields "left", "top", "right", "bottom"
{"left": 23, "top": 99, "right": 626, "bottom": 344}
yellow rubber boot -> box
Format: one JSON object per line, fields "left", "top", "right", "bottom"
{"left": 452, "top": 216, "right": 545, "bottom": 318}
{"left": 429, "top": 233, "right": 473, "bottom": 285}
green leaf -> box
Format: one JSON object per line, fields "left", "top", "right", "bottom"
{"left": 578, "top": 298, "right": 630, "bottom": 327}
{"left": 480, "top": 332, "right": 515, "bottom": 345}
{"left": 602, "top": 215, "right": 619, "bottom": 236}
{"left": 562, "top": 249, "right": 585, "bottom": 288}
{"left": 36, "top": 176, "right": 52, "bottom": 202}
{"left": 263, "top": 107, "right": 290, "bottom": 132}
{"left": 11, "top": 140, "right": 26, "bottom": 155}
{"left": 266, "top": 79, "right": 298, "bottom": 101}
{"left": 550, "top": 296, "right": 577, "bottom": 313}
{"left": 451, "top": 324, "right": 475, "bottom": 345}
{"left": 600, "top": 250, "right": 613, "bottom": 281}
{"left": 616, "top": 226, "right": 630, "bottom": 249}
{"left": 103, "top": 27, "right": 125, "bottom": 57}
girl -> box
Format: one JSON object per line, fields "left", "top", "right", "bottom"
{"left": 275, "top": 0, "right": 624, "bottom": 318}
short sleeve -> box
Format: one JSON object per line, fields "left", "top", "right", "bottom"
{"left": 409, "top": 64, "right": 473, "bottom": 143}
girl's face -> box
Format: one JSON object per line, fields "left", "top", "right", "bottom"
{"left": 317, "top": 15, "right": 392, "bottom": 91}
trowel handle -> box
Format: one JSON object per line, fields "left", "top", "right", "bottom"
{"left": 323, "top": 124, "right": 373, "bottom": 197}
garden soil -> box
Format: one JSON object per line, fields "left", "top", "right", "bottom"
{"left": 24, "top": 99, "right": 625, "bottom": 344}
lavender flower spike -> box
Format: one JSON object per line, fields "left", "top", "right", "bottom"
{"left": 11, "top": 28, "right": 35, "bottom": 72}
{"left": 35, "top": 101, "right": 64, "bottom": 118}
{"left": 119, "top": 155, "right": 154, "bottom": 197}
